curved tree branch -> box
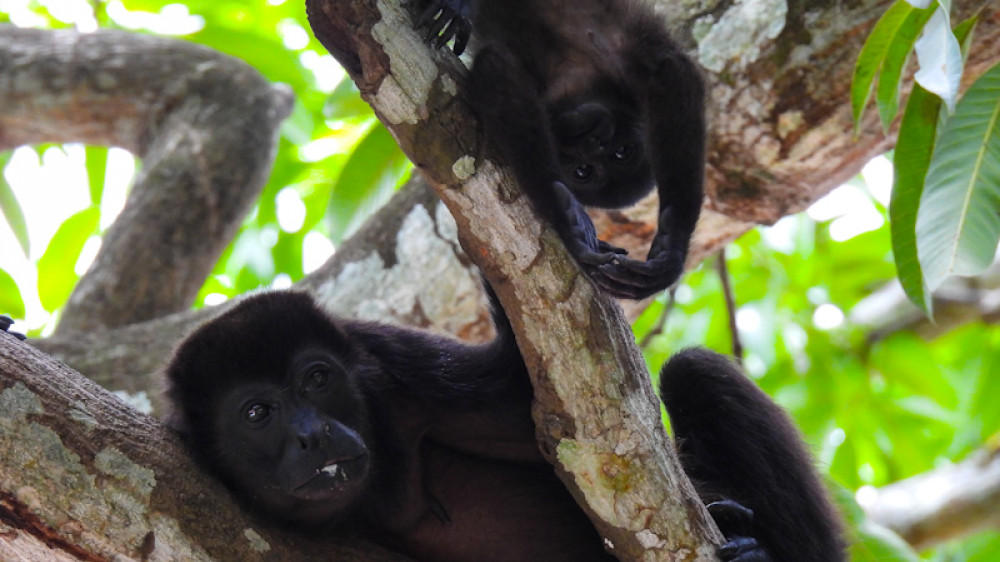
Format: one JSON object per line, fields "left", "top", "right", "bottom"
{"left": 0, "top": 26, "right": 295, "bottom": 334}
{"left": 33, "top": 174, "right": 489, "bottom": 415}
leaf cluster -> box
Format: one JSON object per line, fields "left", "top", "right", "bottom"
{"left": 852, "top": 0, "right": 1000, "bottom": 316}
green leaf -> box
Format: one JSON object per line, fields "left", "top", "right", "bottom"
{"left": 0, "top": 267, "right": 25, "bottom": 319}
{"left": 0, "top": 156, "right": 30, "bottom": 258}
{"left": 915, "top": 62, "right": 1000, "bottom": 291}
{"left": 328, "top": 123, "right": 410, "bottom": 243}
{"left": 875, "top": 6, "right": 935, "bottom": 130}
{"left": 37, "top": 207, "right": 100, "bottom": 312}
{"left": 913, "top": 6, "right": 964, "bottom": 113}
{"left": 852, "top": 1, "right": 922, "bottom": 128}
{"left": 85, "top": 146, "right": 109, "bottom": 206}
{"left": 891, "top": 83, "right": 939, "bottom": 315}
{"left": 892, "top": 16, "right": 979, "bottom": 314}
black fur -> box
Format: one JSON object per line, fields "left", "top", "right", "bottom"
{"left": 416, "top": 0, "right": 706, "bottom": 299}
{"left": 661, "top": 349, "right": 846, "bottom": 561}
{"left": 165, "top": 291, "right": 844, "bottom": 561}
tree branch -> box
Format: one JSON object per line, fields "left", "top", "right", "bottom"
{"left": 0, "top": 26, "right": 295, "bottom": 333}
{"left": 32, "top": 174, "right": 488, "bottom": 415}
{"left": 863, "top": 446, "right": 1000, "bottom": 551}
{"left": 306, "top": 0, "right": 725, "bottom": 559}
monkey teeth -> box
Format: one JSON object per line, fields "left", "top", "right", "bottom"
{"left": 320, "top": 463, "right": 339, "bottom": 477}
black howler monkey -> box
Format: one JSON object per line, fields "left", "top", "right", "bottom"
{"left": 414, "top": 0, "right": 706, "bottom": 300}
{"left": 165, "top": 289, "right": 844, "bottom": 561}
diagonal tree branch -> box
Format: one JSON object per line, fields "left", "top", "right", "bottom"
{"left": 306, "top": 0, "right": 724, "bottom": 559}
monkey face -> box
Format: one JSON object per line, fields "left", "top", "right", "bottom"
{"left": 211, "top": 347, "right": 373, "bottom": 522}
{"left": 551, "top": 101, "right": 653, "bottom": 208}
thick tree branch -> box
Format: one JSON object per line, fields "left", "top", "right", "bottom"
{"left": 0, "top": 26, "right": 295, "bottom": 334}
{"left": 863, "top": 446, "right": 1000, "bottom": 551}
{"left": 32, "top": 175, "right": 488, "bottom": 415}
{"left": 302, "top": 1, "right": 1000, "bottom": 558}
{"left": 306, "top": 1, "right": 724, "bottom": 559}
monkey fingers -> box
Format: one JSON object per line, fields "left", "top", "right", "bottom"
{"left": 590, "top": 258, "right": 668, "bottom": 299}
{"left": 597, "top": 240, "right": 629, "bottom": 257}
{"left": 707, "top": 500, "right": 774, "bottom": 562}
{"left": 415, "top": 0, "right": 473, "bottom": 55}
{"left": 589, "top": 205, "right": 686, "bottom": 297}
{"left": 553, "top": 181, "right": 621, "bottom": 266}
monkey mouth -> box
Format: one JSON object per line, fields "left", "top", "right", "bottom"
{"left": 299, "top": 452, "right": 369, "bottom": 488}
{"left": 289, "top": 453, "right": 369, "bottom": 501}
{"left": 316, "top": 453, "right": 363, "bottom": 478}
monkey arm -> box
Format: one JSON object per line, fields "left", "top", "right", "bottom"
{"left": 589, "top": 42, "right": 707, "bottom": 300}
{"left": 468, "top": 46, "right": 635, "bottom": 274}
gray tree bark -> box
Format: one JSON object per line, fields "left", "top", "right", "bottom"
{"left": 0, "top": 26, "right": 294, "bottom": 334}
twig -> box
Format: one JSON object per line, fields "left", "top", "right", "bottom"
{"left": 639, "top": 286, "right": 678, "bottom": 349}
{"left": 716, "top": 248, "right": 743, "bottom": 363}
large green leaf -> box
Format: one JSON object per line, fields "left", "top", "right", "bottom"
{"left": 915, "top": 63, "right": 1000, "bottom": 291}
{"left": 851, "top": 1, "right": 930, "bottom": 129}
{"left": 892, "top": 16, "right": 978, "bottom": 314}
{"left": 0, "top": 267, "right": 25, "bottom": 319}
{"left": 0, "top": 155, "right": 30, "bottom": 258}
{"left": 37, "top": 207, "right": 100, "bottom": 312}
{"left": 327, "top": 123, "right": 410, "bottom": 243}
{"left": 875, "top": 6, "right": 935, "bottom": 130}
{"left": 891, "top": 83, "right": 940, "bottom": 315}
{"left": 913, "top": 6, "right": 963, "bottom": 113}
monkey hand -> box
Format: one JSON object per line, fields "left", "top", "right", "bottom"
{"left": 415, "top": 0, "right": 473, "bottom": 55}
{"left": 0, "top": 315, "right": 26, "bottom": 341}
{"left": 589, "top": 207, "right": 682, "bottom": 299}
{"left": 707, "top": 500, "right": 774, "bottom": 562}
{"left": 554, "top": 181, "right": 627, "bottom": 265}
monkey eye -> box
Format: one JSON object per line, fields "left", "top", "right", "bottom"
{"left": 302, "top": 366, "right": 331, "bottom": 394}
{"left": 572, "top": 164, "right": 594, "bottom": 181}
{"left": 244, "top": 403, "right": 272, "bottom": 424}
{"left": 612, "top": 144, "right": 635, "bottom": 161}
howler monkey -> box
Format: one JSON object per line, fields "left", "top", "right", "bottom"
{"left": 413, "top": 0, "right": 706, "bottom": 300}
{"left": 165, "top": 289, "right": 844, "bottom": 561}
